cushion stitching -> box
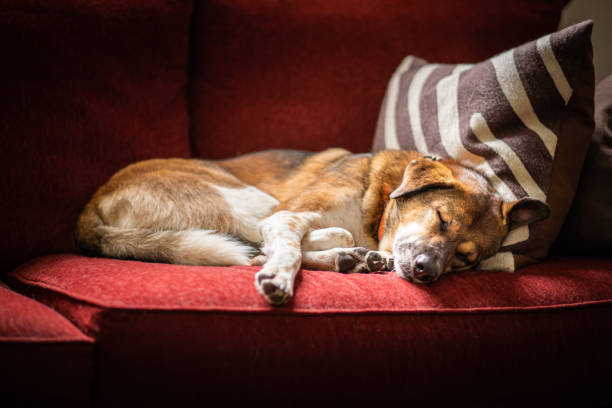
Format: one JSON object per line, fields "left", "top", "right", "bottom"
{"left": 8, "top": 274, "right": 612, "bottom": 315}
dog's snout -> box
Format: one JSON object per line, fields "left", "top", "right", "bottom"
{"left": 413, "top": 254, "right": 438, "bottom": 283}
{"left": 393, "top": 235, "right": 446, "bottom": 283}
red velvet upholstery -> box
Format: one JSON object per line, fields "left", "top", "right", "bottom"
{"left": 8, "top": 255, "right": 612, "bottom": 406}
{"left": 2, "top": 0, "right": 611, "bottom": 406}
{"left": 0, "top": 282, "right": 93, "bottom": 406}
{"left": 0, "top": 0, "right": 193, "bottom": 273}
{"left": 189, "top": 0, "right": 568, "bottom": 160}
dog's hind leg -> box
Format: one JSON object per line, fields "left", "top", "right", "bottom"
{"left": 301, "top": 227, "right": 355, "bottom": 251}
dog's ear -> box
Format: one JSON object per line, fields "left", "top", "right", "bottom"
{"left": 390, "top": 158, "right": 455, "bottom": 199}
{"left": 502, "top": 197, "right": 550, "bottom": 227}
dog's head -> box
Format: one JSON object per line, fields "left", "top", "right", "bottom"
{"left": 378, "top": 156, "right": 550, "bottom": 284}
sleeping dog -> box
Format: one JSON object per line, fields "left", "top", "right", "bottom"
{"left": 75, "top": 149, "right": 549, "bottom": 305}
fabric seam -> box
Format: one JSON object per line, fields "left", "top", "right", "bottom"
{"left": 9, "top": 274, "right": 612, "bottom": 316}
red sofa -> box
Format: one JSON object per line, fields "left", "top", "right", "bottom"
{"left": 1, "top": 1, "right": 611, "bottom": 406}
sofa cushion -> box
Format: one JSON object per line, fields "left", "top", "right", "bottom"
{"left": 0, "top": 0, "right": 193, "bottom": 273}
{"left": 554, "top": 74, "right": 612, "bottom": 255}
{"left": 188, "top": 0, "right": 567, "bottom": 160}
{"left": 7, "top": 254, "right": 612, "bottom": 406}
{"left": 372, "top": 21, "right": 595, "bottom": 272}
{"left": 0, "top": 281, "right": 93, "bottom": 406}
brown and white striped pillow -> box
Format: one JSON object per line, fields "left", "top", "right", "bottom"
{"left": 372, "top": 21, "right": 595, "bottom": 272}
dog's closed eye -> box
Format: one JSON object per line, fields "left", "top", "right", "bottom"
{"left": 437, "top": 209, "right": 450, "bottom": 232}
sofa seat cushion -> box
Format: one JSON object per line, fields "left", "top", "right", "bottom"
{"left": 7, "top": 254, "right": 612, "bottom": 406}
{"left": 0, "top": 282, "right": 93, "bottom": 406}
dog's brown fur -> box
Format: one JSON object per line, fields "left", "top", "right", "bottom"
{"left": 76, "top": 148, "right": 549, "bottom": 304}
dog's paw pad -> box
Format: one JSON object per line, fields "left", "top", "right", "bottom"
{"left": 261, "top": 280, "right": 278, "bottom": 295}
{"left": 260, "top": 279, "right": 291, "bottom": 305}
{"left": 365, "top": 251, "right": 385, "bottom": 272}
{"left": 336, "top": 247, "right": 384, "bottom": 274}
{"left": 337, "top": 251, "right": 359, "bottom": 272}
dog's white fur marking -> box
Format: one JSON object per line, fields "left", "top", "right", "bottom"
{"left": 394, "top": 220, "right": 427, "bottom": 243}
{"left": 170, "top": 230, "right": 254, "bottom": 266}
{"left": 213, "top": 185, "right": 278, "bottom": 243}
{"left": 318, "top": 197, "right": 378, "bottom": 249}
{"left": 301, "top": 227, "right": 355, "bottom": 251}
{"left": 300, "top": 249, "right": 341, "bottom": 271}
{"left": 98, "top": 227, "right": 254, "bottom": 266}
{"left": 391, "top": 220, "right": 428, "bottom": 279}
{"left": 255, "top": 211, "right": 321, "bottom": 304}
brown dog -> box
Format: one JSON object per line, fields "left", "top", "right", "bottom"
{"left": 75, "top": 149, "right": 549, "bottom": 305}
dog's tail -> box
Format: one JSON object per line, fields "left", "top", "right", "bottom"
{"left": 74, "top": 206, "right": 255, "bottom": 266}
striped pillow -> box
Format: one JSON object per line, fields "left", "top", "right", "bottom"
{"left": 372, "top": 21, "right": 595, "bottom": 272}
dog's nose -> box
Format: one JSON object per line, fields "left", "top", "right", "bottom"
{"left": 413, "top": 254, "right": 438, "bottom": 283}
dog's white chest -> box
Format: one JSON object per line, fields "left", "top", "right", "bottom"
{"left": 317, "top": 198, "right": 377, "bottom": 250}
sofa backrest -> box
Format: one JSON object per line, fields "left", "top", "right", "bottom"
{"left": 0, "top": 0, "right": 567, "bottom": 272}
{"left": 188, "top": 0, "right": 568, "bottom": 159}
{"left": 0, "top": 0, "right": 193, "bottom": 272}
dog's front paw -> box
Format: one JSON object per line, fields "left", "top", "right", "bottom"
{"left": 335, "top": 247, "right": 390, "bottom": 274}
{"left": 255, "top": 266, "right": 293, "bottom": 306}
{"left": 335, "top": 248, "right": 394, "bottom": 273}
{"left": 336, "top": 247, "right": 368, "bottom": 273}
